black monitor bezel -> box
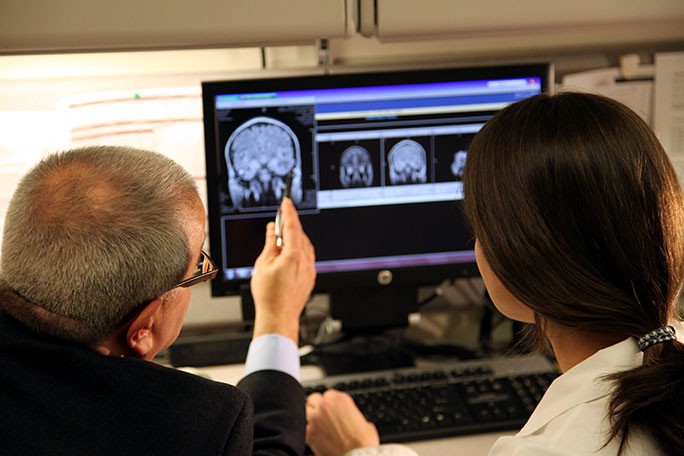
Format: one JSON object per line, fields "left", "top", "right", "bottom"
{"left": 202, "top": 63, "right": 552, "bottom": 299}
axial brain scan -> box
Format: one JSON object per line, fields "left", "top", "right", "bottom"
{"left": 388, "top": 139, "right": 427, "bottom": 185}
{"left": 339, "top": 145, "right": 374, "bottom": 188}
{"left": 225, "top": 117, "right": 302, "bottom": 209}
{"left": 451, "top": 150, "right": 467, "bottom": 179}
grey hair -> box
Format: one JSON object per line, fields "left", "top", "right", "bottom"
{"left": 0, "top": 146, "right": 199, "bottom": 344}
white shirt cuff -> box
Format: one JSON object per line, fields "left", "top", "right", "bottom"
{"left": 243, "top": 334, "right": 301, "bottom": 382}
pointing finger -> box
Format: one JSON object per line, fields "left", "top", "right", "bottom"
{"left": 281, "top": 198, "right": 304, "bottom": 250}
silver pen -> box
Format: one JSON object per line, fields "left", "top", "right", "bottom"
{"left": 275, "top": 171, "right": 294, "bottom": 247}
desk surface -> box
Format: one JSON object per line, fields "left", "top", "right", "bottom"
{"left": 188, "top": 363, "right": 512, "bottom": 456}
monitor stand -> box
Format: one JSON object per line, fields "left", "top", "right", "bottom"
{"left": 242, "top": 283, "right": 419, "bottom": 334}
{"left": 309, "top": 286, "right": 419, "bottom": 376}
{"left": 329, "top": 286, "right": 418, "bottom": 333}
{"left": 240, "top": 283, "right": 419, "bottom": 376}
{"left": 239, "top": 283, "right": 255, "bottom": 321}
{"left": 305, "top": 330, "right": 415, "bottom": 376}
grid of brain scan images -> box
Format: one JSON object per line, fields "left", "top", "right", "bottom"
{"left": 317, "top": 132, "right": 476, "bottom": 191}
{"left": 217, "top": 101, "right": 479, "bottom": 216}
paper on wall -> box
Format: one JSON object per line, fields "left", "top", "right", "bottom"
{"left": 0, "top": 111, "right": 64, "bottom": 173}
{"left": 55, "top": 86, "right": 212, "bottom": 250}
{"left": 561, "top": 65, "right": 655, "bottom": 125}
{"left": 55, "top": 87, "right": 207, "bottom": 181}
{"left": 0, "top": 111, "right": 66, "bottom": 251}
{"left": 654, "top": 52, "right": 684, "bottom": 182}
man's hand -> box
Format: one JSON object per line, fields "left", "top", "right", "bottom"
{"left": 306, "top": 390, "right": 380, "bottom": 456}
{"left": 250, "top": 198, "right": 316, "bottom": 344}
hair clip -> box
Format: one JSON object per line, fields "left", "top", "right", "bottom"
{"left": 636, "top": 325, "right": 676, "bottom": 351}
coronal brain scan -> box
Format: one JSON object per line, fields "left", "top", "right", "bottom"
{"left": 225, "top": 117, "right": 302, "bottom": 210}
{"left": 339, "top": 145, "right": 374, "bottom": 188}
{"left": 388, "top": 139, "right": 427, "bottom": 185}
{"left": 451, "top": 150, "right": 467, "bottom": 179}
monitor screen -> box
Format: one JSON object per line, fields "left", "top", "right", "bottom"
{"left": 202, "top": 64, "right": 551, "bottom": 327}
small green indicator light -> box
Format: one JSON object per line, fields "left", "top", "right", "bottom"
{"left": 243, "top": 93, "right": 277, "bottom": 99}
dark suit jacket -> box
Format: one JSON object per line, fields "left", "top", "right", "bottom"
{"left": 0, "top": 312, "right": 305, "bottom": 456}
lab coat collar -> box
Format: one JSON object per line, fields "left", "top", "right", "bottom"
{"left": 517, "top": 336, "right": 641, "bottom": 437}
{"left": 518, "top": 320, "right": 683, "bottom": 437}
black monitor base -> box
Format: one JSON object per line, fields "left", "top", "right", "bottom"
{"left": 329, "top": 286, "right": 419, "bottom": 334}
{"left": 303, "top": 330, "right": 415, "bottom": 376}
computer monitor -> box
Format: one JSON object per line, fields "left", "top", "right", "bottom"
{"left": 202, "top": 64, "right": 552, "bottom": 331}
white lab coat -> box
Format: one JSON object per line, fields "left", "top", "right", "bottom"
{"left": 346, "top": 327, "right": 683, "bottom": 456}
{"left": 487, "top": 337, "right": 661, "bottom": 455}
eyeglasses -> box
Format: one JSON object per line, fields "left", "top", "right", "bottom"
{"left": 174, "top": 249, "right": 218, "bottom": 289}
{"left": 116, "top": 250, "right": 218, "bottom": 327}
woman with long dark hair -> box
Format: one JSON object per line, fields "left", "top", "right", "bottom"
{"left": 305, "top": 92, "right": 684, "bottom": 456}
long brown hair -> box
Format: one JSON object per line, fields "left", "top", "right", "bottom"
{"left": 463, "top": 92, "right": 684, "bottom": 454}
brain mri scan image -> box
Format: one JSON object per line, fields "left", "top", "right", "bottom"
{"left": 225, "top": 117, "right": 302, "bottom": 210}
{"left": 339, "top": 145, "right": 374, "bottom": 188}
{"left": 388, "top": 139, "right": 428, "bottom": 185}
{"left": 451, "top": 150, "right": 467, "bottom": 179}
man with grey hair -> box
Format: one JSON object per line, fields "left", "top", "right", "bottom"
{"left": 0, "top": 146, "right": 316, "bottom": 455}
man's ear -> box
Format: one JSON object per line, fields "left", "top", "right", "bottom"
{"left": 125, "top": 297, "right": 164, "bottom": 360}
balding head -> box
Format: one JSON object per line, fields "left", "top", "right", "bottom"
{"left": 0, "top": 146, "right": 199, "bottom": 344}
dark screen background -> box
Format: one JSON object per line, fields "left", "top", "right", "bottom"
{"left": 222, "top": 200, "right": 473, "bottom": 269}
